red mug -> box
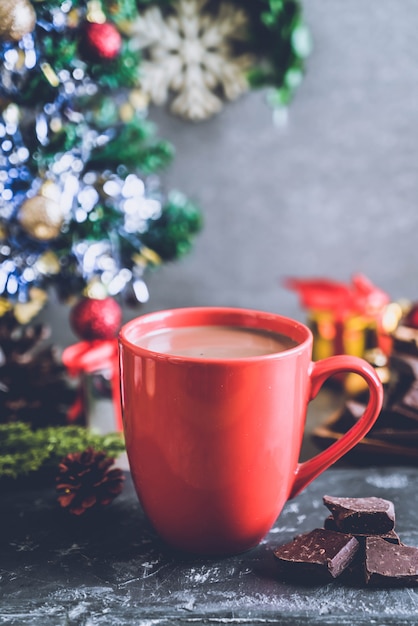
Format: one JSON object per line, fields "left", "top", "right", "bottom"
{"left": 119, "top": 307, "right": 383, "bottom": 555}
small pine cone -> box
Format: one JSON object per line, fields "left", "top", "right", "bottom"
{"left": 56, "top": 447, "right": 125, "bottom": 515}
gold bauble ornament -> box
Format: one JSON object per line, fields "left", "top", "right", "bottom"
{"left": 19, "top": 194, "right": 65, "bottom": 241}
{"left": 0, "top": 0, "right": 37, "bottom": 43}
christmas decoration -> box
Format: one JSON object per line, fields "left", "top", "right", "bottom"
{"left": 62, "top": 338, "right": 122, "bottom": 431}
{"left": 18, "top": 193, "right": 65, "bottom": 241}
{"left": 0, "top": 0, "right": 36, "bottom": 43}
{"left": 0, "top": 421, "right": 125, "bottom": 480}
{"left": 56, "top": 447, "right": 125, "bottom": 515}
{"left": 285, "top": 274, "right": 398, "bottom": 363}
{"left": 0, "top": 0, "right": 202, "bottom": 320}
{"left": 0, "top": 0, "right": 309, "bottom": 319}
{"left": 70, "top": 296, "right": 122, "bottom": 341}
{"left": 83, "top": 21, "right": 123, "bottom": 61}
{"left": 66, "top": 295, "right": 123, "bottom": 432}
{"left": 0, "top": 312, "right": 75, "bottom": 427}
{"left": 132, "top": 0, "right": 311, "bottom": 121}
{"left": 131, "top": 0, "right": 254, "bottom": 120}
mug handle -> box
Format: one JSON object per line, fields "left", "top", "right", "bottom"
{"left": 289, "top": 354, "right": 384, "bottom": 499}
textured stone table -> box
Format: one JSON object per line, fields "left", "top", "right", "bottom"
{"left": 2, "top": 466, "right": 418, "bottom": 625}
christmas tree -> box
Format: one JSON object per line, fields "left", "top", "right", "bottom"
{"left": 0, "top": 0, "right": 202, "bottom": 326}
{"left": 0, "top": 0, "right": 311, "bottom": 325}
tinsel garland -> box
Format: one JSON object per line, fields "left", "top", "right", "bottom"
{"left": 0, "top": 0, "right": 202, "bottom": 318}
{"left": 246, "top": 0, "right": 311, "bottom": 109}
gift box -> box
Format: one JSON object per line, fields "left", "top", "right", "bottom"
{"left": 285, "top": 274, "right": 398, "bottom": 361}
{"left": 307, "top": 309, "right": 379, "bottom": 362}
{"left": 285, "top": 274, "right": 403, "bottom": 394}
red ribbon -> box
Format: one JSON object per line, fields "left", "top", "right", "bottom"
{"left": 284, "top": 273, "right": 389, "bottom": 320}
{"left": 62, "top": 339, "right": 122, "bottom": 431}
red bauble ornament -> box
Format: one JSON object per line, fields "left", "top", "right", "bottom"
{"left": 83, "top": 21, "right": 122, "bottom": 60}
{"left": 70, "top": 297, "right": 123, "bottom": 340}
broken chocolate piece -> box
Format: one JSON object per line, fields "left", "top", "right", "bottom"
{"left": 323, "top": 515, "right": 401, "bottom": 544}
{"left": 273, "top": 528, "right": 359, "bottom": 580}
{"left": 364, "top": 536, "right": 418, "bottom": 586}
{"left": 323, "top": 496, "right": 395, "bottom": 534}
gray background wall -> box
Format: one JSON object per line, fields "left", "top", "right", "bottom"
{"left": 42, "top": 0, "right": 418, "bottom": 347}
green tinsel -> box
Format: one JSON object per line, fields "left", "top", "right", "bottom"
{"left": 246, "top": 0, "right": 311, "bottom": 107}
{"left": 88, "top": 42, "right": 140, "bottom": 91}
{"left": 0, "top": 422, "right": 125, "bottom": 480}
{"left": 24, "top": 0, "right": 142, "bottom": 103}
{"left": 88, "top": 116, "right": 174, "bottom": 173}
{"left": 142, "top": 191, "right": 203, "bottom": 261}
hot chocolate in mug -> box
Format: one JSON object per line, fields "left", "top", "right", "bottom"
{"left": 118, "top": 307, "right": 383, "bottom": 555}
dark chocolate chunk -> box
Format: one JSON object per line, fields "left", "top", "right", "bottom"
{"left": 323, "top": 515, "right": 401, "bottom": 544}
{"left": 364, "top": 536, "right": 418, "bottom": 586}
{"left": 273, "top": 528, "right": 359, "bottom": 580}
{"left": 323, "top": 495, "right": 395, "bottom": 534}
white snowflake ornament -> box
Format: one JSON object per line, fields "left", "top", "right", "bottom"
{"left": 129, "top": 0, "right": 255, "bottom": 121}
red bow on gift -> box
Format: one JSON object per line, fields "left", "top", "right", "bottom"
{"left": 62, "top": 339, "right": 122, "bottom": 431}
{"left": 284, "top": 273, "right": 390, "bottom": 319}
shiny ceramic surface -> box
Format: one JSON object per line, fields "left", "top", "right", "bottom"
{"left": 119, "top": 307, "right": 383, "bottom": 555}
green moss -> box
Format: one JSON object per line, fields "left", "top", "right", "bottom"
{"left": 0, "top": 423, "right": 125, "bottom": 479}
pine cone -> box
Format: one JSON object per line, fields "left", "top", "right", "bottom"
{"left": 56, "top": 447, "right": 125, "bottom": 515}
{"left": 0, "top": 312, "right": 76, "bottom": 426}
